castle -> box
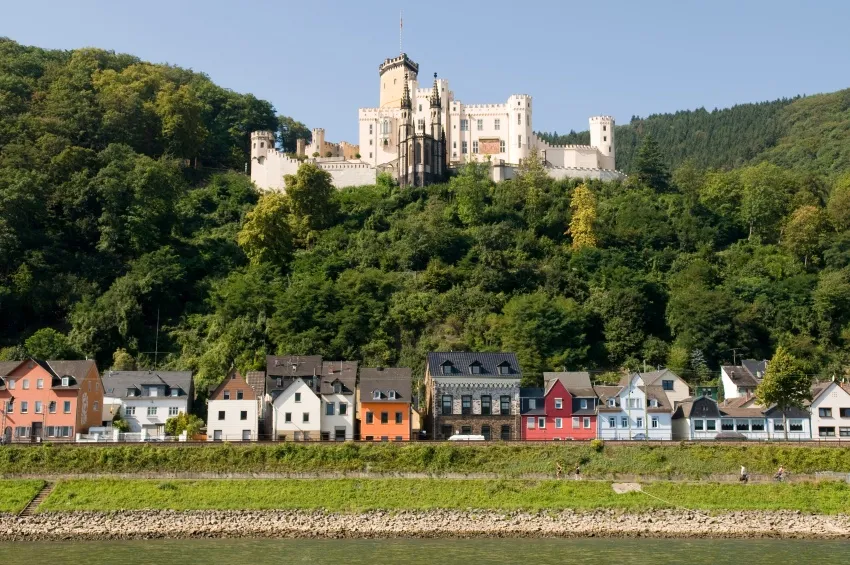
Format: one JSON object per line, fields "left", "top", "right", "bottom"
{"left": 250, "top": 52, "right": 625, "bottom": 191}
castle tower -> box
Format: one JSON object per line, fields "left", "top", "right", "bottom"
{"left": 589, "top": 116, "right": 615, "bottom": 170}
{"left": 429, "top": 73, "right": 444, "bottom": 179}
{"left": 251, "top": 131, "right": 275, "bottom": 164}
{"left": 508, "top": 95, "right": 532, "bottom": 163}
{"left": 312, "top": 128, "right": 326, "bottom": 157}
{"left": 397, "top": 72, "right": 414, "bottom": 186}
{"left": 379, "top": 54, "right": 419, "bottom": 108}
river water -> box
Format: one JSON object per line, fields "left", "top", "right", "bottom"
{"left": 0, "top": 538, "right": 846, "bottom": 564}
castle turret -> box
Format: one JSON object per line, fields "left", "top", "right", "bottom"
{"left": 311, "top": 128, "right": 326, "bottom": 157}
{"left": 251, "top": 131, "right": 275, "bottom": 164}
{"left": 508, "top": 95, "right": 532, "bottom": 163}
{"left": 379, "top": 53, "right": 419, "bottom": 108}
{"left": 590, "top": 116, "right": 615, "bottom": 170}
{"left": 430, "top": 73, "right": 444, "bottom": 178}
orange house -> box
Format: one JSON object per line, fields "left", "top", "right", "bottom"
{"left": 359, "top": 367, "right": 412, "bottom": 441}
{"left": 0, "top": 358, "right": 103, "bottom": 443}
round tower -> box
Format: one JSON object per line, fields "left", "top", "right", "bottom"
{"left": 251, "top": 131, "right": 275, "bottom": 163}
{"left": 379, "top": 53, "right": 419, "bottom": 108}
{"left": 589, "top": 116, "right": 615, "bottom": 170}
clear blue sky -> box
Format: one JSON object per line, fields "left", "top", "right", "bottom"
{"left": 4, "top": 0, "right": 849, "bottom": 142}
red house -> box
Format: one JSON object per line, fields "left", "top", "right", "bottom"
{"left": 520, "top": 372, "right": 598, "bottom": 440}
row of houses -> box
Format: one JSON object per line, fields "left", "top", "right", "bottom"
{"left": 1, "top": 353, "right": 849, "bottom": 443}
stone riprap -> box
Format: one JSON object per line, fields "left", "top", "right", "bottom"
{"left": 1, "top": 509, "right": 848, "bottom": 541}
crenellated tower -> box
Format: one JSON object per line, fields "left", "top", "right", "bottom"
{"left": 589, "top": 116, "right": 615, "bottom": 170}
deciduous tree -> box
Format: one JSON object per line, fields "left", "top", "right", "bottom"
{"left": 755, "top": 346, "right": 811, "bottom": 440}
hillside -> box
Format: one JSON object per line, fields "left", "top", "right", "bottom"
{"left": 3, "top": 38, "right": 850, "bottom": 395}
{"left": 538, "top": 89, "right": 850, "bottom": 176}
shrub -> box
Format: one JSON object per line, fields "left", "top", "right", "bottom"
{"left": 590, "top": 439, "right": 604, "bottom": 452}
{"left": 325, "top": 151, "right": 333, "bottom": 157}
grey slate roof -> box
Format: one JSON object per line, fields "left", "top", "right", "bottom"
{"left": 593, "top": 385, "right": 623, "bottom": 411}
{"left": 265, "top": 355, "right": 323, "bottom": 396}
{"left": 543, "top": 372, "right": 594, "bottom": 396}
{"left": 318, "top": 361, "right": 357, "bottom": 395}
{"left": 245, "top": 371, "right": 265, "bottom": 399}
{"left": 102, "top": 370, "right": 193, "bottom": 399}
{"left": 427, "top": 352, "right": 522, "bottom": 378}
{"left": 360, "top": 367, "right": 413, "bottom": 402}
{"left": 722, "top": 359, "right": 767, "bottom": 388}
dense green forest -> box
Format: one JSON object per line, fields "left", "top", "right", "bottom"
{"left": 3, "top": 38, "right": 850, "bottom": 394}
{"left": 537, "top": 89, "right": 850, "bottom": 176}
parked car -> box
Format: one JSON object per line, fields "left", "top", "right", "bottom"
{"left": 447, "top": 434, "right": 485, "bottom": 441}
{"left": 715, "top": 432, "right": 748, "bottom": 441}
{"left": 632, "top": 433, "right": 647, "bottom": 440}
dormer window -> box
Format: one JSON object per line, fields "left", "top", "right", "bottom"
{"left": 61, "top": 377, "right": 69, "bottom": 387}
{"left": 333, "top": 382, "right": 342, "bottom": 394}
{"left": 470, "top": 363, "right": 481, "bottom": 375}
{"left": 277, "top": 378, "right": 283, "bottom": 387}
{"left": 127, "top": 388, "right": 136, "bottom": 397}
{"left": 608, "top": 398, "right": 616, "bottom": 407}
{"left": 373, "top": 390, "right": 381, "bottom": 400}
{"left": 497, "top": 363, "right": 510, "bottom": 375}
{"left": 649, "top": 399, "right": 659, "bottom": 408}
{"left": 440, "top": 362, "right": 452, "bottom": 375}
{"left": 170, "top": 388, "right": 180, "bottom": 397}
{"left": 389, "top": 390, "right": 397, "bottom": 400}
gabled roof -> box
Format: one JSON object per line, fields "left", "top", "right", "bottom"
{"left": 639, "top": 385, "right": 672, "bottom": 412}
{"left": 102, "top": 370, "right": 193, "bottom": 399}
{"left": 721, "top": 359, "right": 767, "bottom": 388}
{"left": 810, "top": 380, "right": 850, "bottom": 405}
{"left": 208, "top": 369, "right": 255, "bottom": 401}
{"left": 427, "top": 352, "right": 522, "bottom": 378}
{"left": 245, "top": 371, "right": 266, "bottom": 399}
{"left": 360, "top": 367, "right": 413, "bottom": 403}
{"left": 319, "top": 361, "right": 357, "bottom": 395}
{"left": 266, "top": 355, "right": 322, "bottom": 378}
{"left": 543, "top": 371, "right": 594, "bottom": 397}
{"left": 594, "top": 385, "right": 623, "bottom": 411}
{"left": 640, "top": 369, "right": 683, "bottom": 387}
{"left": 0, "top": 361, "right": 22, "bottom": 376}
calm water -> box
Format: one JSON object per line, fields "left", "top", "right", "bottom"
{"left": 0, "top": 538, "right": 846, "bottom": 564}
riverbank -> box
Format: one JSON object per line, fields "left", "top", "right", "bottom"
{"left": 2, "top": 508, "right": 850, "bottom": 541}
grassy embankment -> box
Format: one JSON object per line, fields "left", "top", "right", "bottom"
{"left": 0, "top": 480, "right": 45, "bottom": 513}
{"left": 2, "top": 443, "right": 850, "bottom": 478}
{"left": 37, "top": 478, "right": 850, "bottom": 514}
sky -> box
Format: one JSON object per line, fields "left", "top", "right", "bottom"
{"left": 3, "top": 0, "right": 850, "bottom": 142}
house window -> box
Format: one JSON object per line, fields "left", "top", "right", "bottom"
{"left": 169, "top": 407, "right": 179, "bottom": 417}
{"left": 240, "top": 411, "right": 247, "bottom": 421}
{"left": 34, "top": 401, "right": 42, "bottom": 414}
{"left": 494, "top": 118, "right": 500, "bottom": 130}
{"left": 481, "top": 425, "right": 491, "bottom": 440}
{"left": 500, "top": 425, "right": 511, "bottom": 440}
{"left": 840, "top": 427, "right": 850, "bottom": 437}
{"left": 528, "top": 398, "right": 537, "bottom": 410}
{"left": 555, "top": 418, "right": 563, "bottom": 429}
{"left": 22, "top": 379, "right": 29, "bottom": 390}
{"left": 472, "top": 140, "right": 479, "bottom": 154}
{"left": 442, "top": 395, "right": 453, "bottom": 415}
{"left": 6, "top": 379, "right": 13, "bottom": 389}
{"left": 36, "top": 379, "right": 43, "bottom": 389}
{"left": 63, "top": 401, "right": 71, "bottom": 413}
{"left": 481, "top": 395, "right": 491, "bottom": 415}
{"left": 774, "top": 420, "right": 784, "bottom": 431}
{"left": 295, "top": 393, "right": 301, "bottom": 402}
{"left": 476, "top": 119, "right": 483, "bottom": 131}
{"left": 170, "top": 388, "right": 179, "bottom": 397}
{"left": 751, "top": 420, "right": 765, "bottom": 431}
{"left": 603, "top": 136, "right": 607, "bottom": 142}
{"left": 636, "top": 417, "right": 643, "bottom": 428}
{"left": 706, "top": 420, "right": 716, "bottom": 431}
{"left": 694, "top": 419, "right": 704, "bottom": 431}
{"left": 500, "top": 396, "right": 511, "bottom": 415}
{"left": 373, "top": 390, "right": 381, "bottom": 400}
{"left": 499, "top": 140, "right": 505, "bottom": 153}
{"left": 48, "top": 401, "right": 55, "bottom": 414}
{"left": 517, "top": 135, "right": 522, "bottom": 148}
{"left": 147, "top": 407, "right": 157, "bottom": 417}
{"left": 440, "top": 425, "right": 453, "bottom": 439}
{"left": 648, "top": 399, "right": 659, "bottom": 408}
{"left": 580, "top": 399, "right": 588, "bottom": 410}
{"left": 461, "top": 396, "right": 472, "bottom": 415}
{"left": 820, "top": 426, "right": 836, "bottom": 437}
{"left": 608, "top": 417, "right": 616, "bottom": 428}
{"left": 418, "top": 104, "right": 422, "bottom": 112}
{"left": 572, "top": 417, "right": 580, "bottom": 429}
{"left": 651, "top": 417, "right": 658, "bottom": 429}
{"left": 20, "top": 401, "right": 28, "bottom": 414}
{"left": 284, "top": 412, "right": 292, "bottom": 423}
{"left": 381, "top": 412, "right": 389, "bottom": 424}
{"left": 460, "top": 119, "right": 468, "bottom": 131}
{"left": 608, "top": 398, "right": 616, "bottom": 407}
{"left": 395, "top": 412, "right": 403, "bottom": 424}
{"left": 461, "top": 426, "right": 472, "bottom": 435}
{"left": 236, "top": 390, "right": 243, "bottom": 400}
{"left": 365, "top": 412, "right": 373, "bottom": 424}
{"left": 441, "top": 363, "right": 452, "bottom": 375}
{"left": 339, "top": 403, "right": 348, "bottom": 416}
{"left": 125, "top": 406, "right": 135, "bottom": 416}
{"left": 840, "top": 408, "right": 850, "bottom": 418}
{"left": 627, "top": 398, "right": 641, "bottom": 410}
{"left": 326, "top": 402, "right": 335, "bottom": 416}
{"left": 721, "top": 419, "right": 734, "bottom": 431}
{"left": 736, "top": 420, "right": 750, "bottom": 431}
{"left": 462, "top": 141, "right": 468, "bottom": 154}
{"left": 223, "top": 391, "right": 230, "bottom": 400}
{"left": 303, "top": 412, "right": 310, "bottom": 423}
{"left": 538, "top": 417, "right": 546, "bottom": 428}
{"left": 497, "top": 364, "right": 509, "bottom": 375}
{"left": 662, "top": 380, "right": 674, "bottom": 391}
{"left": 554, "top": 398, "right": 563, "bottom": 410}
{"left": 218, "top": 411, "right": 225, "bottom": 420}
{"left": 527, "top": 417, "right": 535, "bottom": 429}
{"left": 820, "top": 408, "right": 833, "bottom": 418}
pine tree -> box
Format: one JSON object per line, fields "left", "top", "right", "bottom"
{"left": 632, "top": 134, "right": 671, "bottom": 192}
{"left": 568, "top": 183, "right": 598, "bottom": 249}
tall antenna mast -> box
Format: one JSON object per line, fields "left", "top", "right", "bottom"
{"left": 400, "top": 11, "right": 403, "bottom": 54}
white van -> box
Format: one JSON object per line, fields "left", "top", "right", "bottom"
{"left": 447, "top": 434, "right": 486, "bottom": 441}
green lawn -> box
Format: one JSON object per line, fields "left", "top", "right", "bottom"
{"left": 0, "top": 480, "right": 45, "bottom": 513}
{"left": 38, "top": 478, "right": 850, "bottom": 514}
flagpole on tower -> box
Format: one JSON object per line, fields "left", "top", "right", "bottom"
{"left": 400, "top": 11, "right": 403, "bottom": 54}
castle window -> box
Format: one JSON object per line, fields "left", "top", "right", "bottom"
{"left": 477, "top": 119, "right": 483, "bottom": 131}
{"left": 260, "top": 142, "right": 265, "bottom": 148}
{"left": 517, "top": 114, "right": 521, "bottom": 125}
{"left": 369, "top": 140, "right": 372, "bottom": 145}
{"left": 419, "top": 104, "right": 422, "bottom": 112}
{"left": 462, "top": 141, "right": 468, "bottom": 154}
{"left": 472, "top": 141, "right": 478, "bottom": 154}
{"left": 603, "top": 125, "right": 607, "bottom": 131}
{"left": 604, "top": 136, "right": 607, "bottom": 142}
{"left": 460, "top": 119, "right": 468, "bottom": 131}
{"left": 381, "top": 120, "right": 390, "bottom": 135}
{"left": 453, "top": 141, "right": 457, "bottom": 149}
{"left": 417, "top": 119, "right": 425, "bottom": 131}
{"left": 369, "top": 152, "right": 372, "bottom": 158}
{"left": 609, "top": 146, "right": 611, "bottom": 153}
{"left": 494, "top": 119, "right": 500, "bottom": 131}
{"left": 253, "top": 143, "right": 256, "bottom": 148}
{"left": 369, "top": 124, "right": 373, "bottom": 134}
{"left": 517, "top": 135, "right": 522, "bottom": 148}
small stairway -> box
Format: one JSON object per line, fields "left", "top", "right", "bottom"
{"left": 18, "top": 482, "right": 54, "bottom": 517}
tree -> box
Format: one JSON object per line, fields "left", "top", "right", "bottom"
{"left": 739, "top": 163, "right": 793, "bottom": 241}
{"left": 631, "top": 134, "right": 670, "bottom": 192}
{"left": 784, "top": 205, "right": 828, "bottom": 266}
{"left": 24, "top": 328, "right": 78, "bottom": 359}
{"left": 277, "top": 115, "right": 311, "bottom": 153}
{"left": 449, "top": 160, "right": 491, "bottom": 226}
{"left": 568, "top": 184, "right": 597, "bottom": 249}
{"left": 755, "top": 346, "right": 811, "bottom": 440}
{"left": 165, "top": 412, "right": 204, "bottom": 437}
{"left": 515, "top": 146, "right": 550, "bottom": 215}
{"left": 284, "top": 162, "right": 338, "bottom": 241}
{"left": 237, "top": 192, "right": 294, "bottom": 266}
{"left": 826, "top": 173, "right": 850, "bottom": 231}
{"left": 690, "top": 348, "right": 711, "bottom": 381}
{"left": 112, "top": 348, "right": 137, "bottom": 370}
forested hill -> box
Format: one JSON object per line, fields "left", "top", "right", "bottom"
{"left": 537, "top": 88, "right": 850, "bottom": 176}
{"left": 3, "top": 38, "right": 850, "bottom": 397}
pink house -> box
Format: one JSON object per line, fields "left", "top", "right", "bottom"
{"left": 521, "top": 372, "right": 599, "bottom": 440}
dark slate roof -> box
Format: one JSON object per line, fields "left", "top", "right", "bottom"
{"left": 520, "top": 387, "right": 544, "bottom": 398}
{"left": 572, "top": 408, "right": 597, "bottom": 416}
{"left": 360, "top": 367, "right": 413, "bottom": 402}
{"left": 673, "top": 396, "right": 722, "bottom": 420}
{"left": 722, "top": 359, "right": 767, "bottom": 388}
{"left": 523, "top": 408, "right": 546, "bottom": 415}
{"left": 427, "top": 352, "right": 522, "bottom": 378}
{"left": 102, "top": 370, "right": 193, "bottom": 399}
{"left": 543, "top": 372, "right": 594, "bottom": 396}
{"left": 245, "top": 371, "right": 265, "bottom": 399}
{"left": 266, "top": 355, "right": 322, "bottom": 378}
{"left": 45, "top": 359, "right": 97, "bottom": 389}
{"left": 318, "top": 361, "right": 357, "bottom": 395}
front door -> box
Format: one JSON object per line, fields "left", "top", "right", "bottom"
{"left": 31, "top": 422, "right": 43, "bottom": 442}
{"left": 241, "top": 429, "right": 251, "bottom": 441}
{"left": 213, "top": 430, "right": 222, "bottom": 441}
{"left": 334, "top": 428, "right": 346, "bottom": 441}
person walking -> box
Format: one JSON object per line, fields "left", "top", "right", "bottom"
{"left": 740, "top": 465, "right": 748, "bottom": 483}
{"left": 574, "top": 464, "right": 581, "bottom": 481}
{"left": 556, "top": 462, "right": 563, "bottom": 479}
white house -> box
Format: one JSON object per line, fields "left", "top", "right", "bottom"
{"left": 207, "top": 371, "right": 258, "bottom": 441}
{"left": 317, "top": 361, "right": 357, "bottom": 441}
{"left": 673, "top": 395, "right": 811, "bottom": 440}
{"left": 595, "top": 374, "right": 673, "bottom": 440}
{"left": 809, "top": 380, "right": 850, "bottom": 440}
{"left": 720, "top": 359, "right": 767, "bottom": 400}
{"left": 271, "top": 377, "right": 322, "bottom": 441}
{"left": 101, "top": 370, "right": 194, "bottom": 439}
{"left": 638, "top": 369, "right": 690, "bottom": 407}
